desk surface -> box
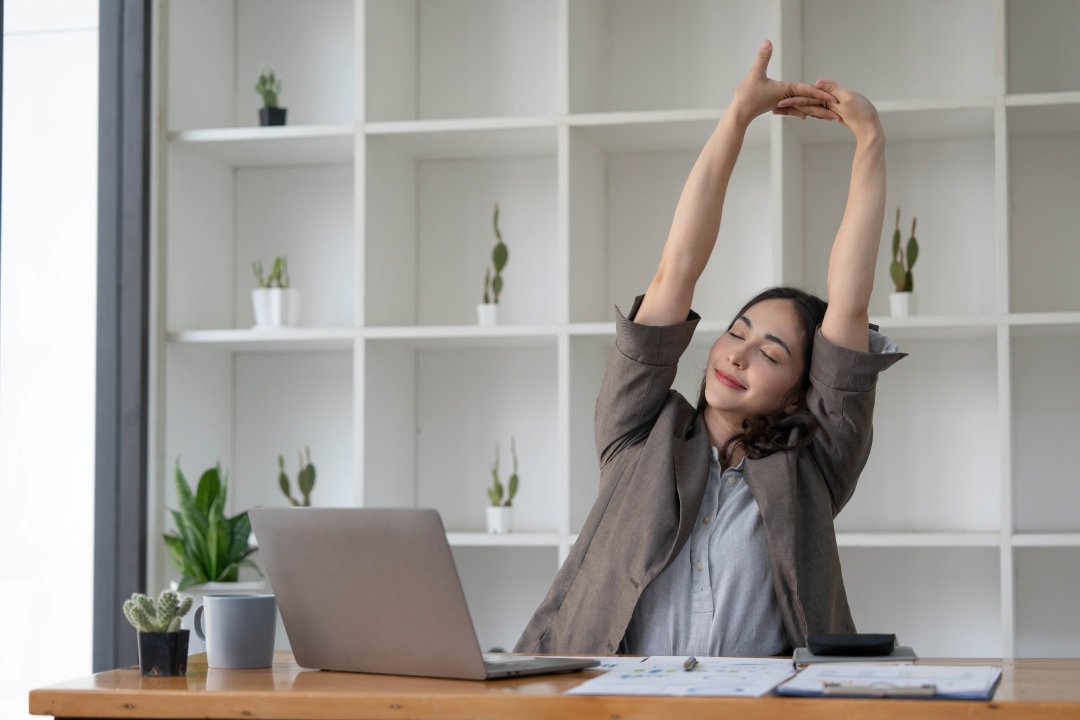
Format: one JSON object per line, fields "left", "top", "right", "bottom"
{"left": 29, "top": 652, "right": 1080, "bottom": 720}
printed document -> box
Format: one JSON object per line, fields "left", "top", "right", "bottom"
{"left": 567, "top": 656, "right": 796, "bottom": 697}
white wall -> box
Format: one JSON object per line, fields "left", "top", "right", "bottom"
{"left": 0, "top": 1, "right": 98, "bottom": 717}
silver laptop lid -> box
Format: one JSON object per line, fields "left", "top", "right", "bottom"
{"left": 250, "top": 507, "right": 489, "bottom": 680}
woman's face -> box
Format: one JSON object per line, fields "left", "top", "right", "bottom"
{"left": 703, "top": 298, "right": 807, "bottom": 423}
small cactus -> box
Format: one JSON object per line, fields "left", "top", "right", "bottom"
{"left": 255, "top": 68, "right": 282, "bottom": 108}
{"left": 482, "top": 203, "right": 509, "bottom": 303}
{"left": 279, "top": 446, "right": 316, "bottom": 507}
{"left": 253, "top": 256, "right": 290, "bottom": 289}
{"left": 123, "top": 590, "right": 193, "bottom": 633}
{"left": 890, "top": 208, "right": 918, "bottom": 292}
{"left": 486, "top": 436, "right": 520, "bottom": 507}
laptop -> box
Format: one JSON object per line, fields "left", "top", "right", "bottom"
{"left": 249, "top": 507, "right": 599, "bottom": 680}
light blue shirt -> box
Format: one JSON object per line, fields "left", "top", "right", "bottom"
{"left": 622, "top": 451, "right": 788, "bottom": 657}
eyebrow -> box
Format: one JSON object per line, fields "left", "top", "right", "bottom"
{"left": 737, "top": 316, "right": 793, "bottom": 357}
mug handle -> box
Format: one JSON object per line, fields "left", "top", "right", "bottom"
{"left": 194, "top": 604, "right": 206, "bottom": 642}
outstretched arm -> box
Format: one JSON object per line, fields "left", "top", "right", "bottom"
{"left": 634, "top": 41, "right": 838, "bottom": 327}
{"left": 776, "top": 81, "right": 886, "bottom": 352}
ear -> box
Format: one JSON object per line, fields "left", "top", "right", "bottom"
{"left": 782, "top": 390, "right": 805, "bottom": 416}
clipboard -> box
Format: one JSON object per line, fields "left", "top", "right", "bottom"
{"left": 774, "top": 663, "right": 1003, "bottom": 701}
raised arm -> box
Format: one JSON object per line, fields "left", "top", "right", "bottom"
{"left": 776, "top": 81, "right": 886, "bottom": 351}
{"left": 635, "top": 41, "right": 838, "bottom": 327}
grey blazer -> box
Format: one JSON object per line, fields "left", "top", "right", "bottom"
{"left": 515, "top": 296, "right": 906, "bottom": 654}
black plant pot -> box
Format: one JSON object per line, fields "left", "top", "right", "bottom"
{"left": 137, "top": 630, "right": 189, "bottom": 677}
{"left": 259, "top": 107, "right": 287, "bottom": 126}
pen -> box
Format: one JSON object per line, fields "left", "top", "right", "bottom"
{"left": 683, "top": 656, "right": 698, "bottom": 671}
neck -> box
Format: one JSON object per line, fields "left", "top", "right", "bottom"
{"left": 703, "top": 406, "right": 746, "bottom": 469}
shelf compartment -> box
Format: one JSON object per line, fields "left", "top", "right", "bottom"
{"left": 835, "top": 336, "right": 1000, "bottom": 534}
{"left": 567, "top": 127, "right": 773, "bottom": 323}
{"left": 802, "top": 133, "right": 996, "bottom": 317}
{"left": 363, "top": 343, "right": 560, "bottom": 535}
{"left": 840, "top": 547, "right": 1001, "bottom": 657}
{"left": 1008, "top": 112, "right": 1080, "bottom": 313}
{"left": 365, "top": 137, "right": 557, "bottom": 327}
{"left": 1007, "top": 313, "right": 1080, "bottom": 337}
{"left": 568, "top": 0, "right": 770, "bottom": 114}
{"left": 169, "top": 126, "right": 355, "bottom": 168}
{"left": 168, "top": 328, "right": 357, "bottom": 353}
{"left": 803, "top": 0, "right": 994, "bottom": 102}
{"left": 1015, "top": 548, "right": 1080, "bottom": 657}
{"left": 1007, "top": 0, "right": 1080, "bottom": 94}
{"left": 365, "top": 0, "right": 558, "bottom": 122}
{"left": 1012, "top": 335, "right": 1080, "bottom": 532}
{"left": 167, "top": 0, "right": 354, "bottom": 131}
{"left": 451, "top": 546, "right": 558, "bottom": 652}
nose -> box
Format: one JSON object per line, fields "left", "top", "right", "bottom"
{"left": 727, "top": 345, "right": 746, "bottom": 368}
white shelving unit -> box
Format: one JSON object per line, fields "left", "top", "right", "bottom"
{"left": 150, "top": 0, "right": 1080, "bottom": 657}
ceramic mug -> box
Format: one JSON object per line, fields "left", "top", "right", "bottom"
{"left": 193, "top": 593, "right": 276, "bottom": 669}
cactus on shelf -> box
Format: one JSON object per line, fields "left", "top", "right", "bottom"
{"left": 253, "top": 256, "right": 290, "bottom": 289}
{"left": 279, "top": 446, "right": 317, "bottom": 507}
{"left": 890, "top": 208, "right": 919, "bottom": 292}
{"left": 123, "top": 590, "right": 194, "bottom": 633}
{"left": 486, "top": 436, "right": 520, "bottom": 507}
{"left": 481, "top": 203, "right": 509, "bottom": 303}
{"left": 255, "top": 68, "right": 282, "bottom": 108}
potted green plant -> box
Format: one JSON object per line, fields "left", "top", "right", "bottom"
{"left": 163, "top": 461, "right": 263, "bottom": 654}
{"left": 889, "top": 208, "right": 919, "bottom": 316}
{"left": 485, "top": 436, "right": 519, "bottom": 534}
{"left": 477, "top": 203, "right": 508, "bottom": 326}
{"left": 279, "top": 446, "right": 316, "bottom": 506}
{"left": 255, "top": 67, "right": 287, "bottom": 126}
{"left": 252, "top": 255, "right": 301, "bottom": 327}
{"left": 123, "top": 590, "right": 194, "bottom": 676}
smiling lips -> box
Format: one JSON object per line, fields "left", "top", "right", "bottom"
{"left": 715, "top": 369, "right": 746, "bottom": 390}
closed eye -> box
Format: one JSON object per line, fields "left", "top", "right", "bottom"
{"left": 760, "top": 349, "right": 778, "bottom": 364}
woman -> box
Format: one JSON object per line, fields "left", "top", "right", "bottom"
{"left": 514, "top": 40, "right": 906, "bottom": 657}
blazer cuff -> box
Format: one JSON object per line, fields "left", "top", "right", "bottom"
{"left": 810, "top": 326, "right": 906, "bottom": 393}
{"left": 614, "top": 294, "right": 701, "bottom": 367}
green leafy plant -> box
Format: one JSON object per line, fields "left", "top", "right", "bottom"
{"left": 255, "top": 68, "right": 282, "bottom": 108}
{"left": 163, "top": 462, "right": 260, "bottom": 591}
{"left": 252, "top": 256, "right": 290, "bottom": 289}
{"left": 481, "top": 203, "right": 509, "bottom": 303}
{"left": 279, "top": 446, "right": 316, "bottom": 507}
{"left": 123, "top": 590, "right": 194, "bottom": 633}
{"left": 486, "top": 436, "right": 520, "bottom": 507}
{"left": 890, "top": 208, "right": 919, "bottom": 292}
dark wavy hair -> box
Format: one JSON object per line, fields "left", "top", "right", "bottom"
{"left": 696, "top": 286, "right": 828, "bottom": 466}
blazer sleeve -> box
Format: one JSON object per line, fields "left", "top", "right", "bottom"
{"left": 805, "top": 327, "right": 906, "bottom": 515}
{"left": 595, "top": 295, "right": 700, "bottom": 468}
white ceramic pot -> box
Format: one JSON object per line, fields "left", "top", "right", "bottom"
{"left": 486, "top": 506, "right": 513, "bottom": 534}
{"left": 477, "top": 303, "right": 498, "bottom": 327}
{"left": 252, "top": 288, "right": 301, "bottom": 328}
{"left": 171, "top": 580, "right": 269, "bottom": 655}
{"left": 889, "top": 291, "right": 916, "bottom": 317}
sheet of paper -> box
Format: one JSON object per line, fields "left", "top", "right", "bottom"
{"left": 567, "top": 656, "right": 796, "bottom": 697}
{"left": 776, "top": 663, "right": 1003, "bottom": 699}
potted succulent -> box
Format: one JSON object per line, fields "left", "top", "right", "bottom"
{"left": 252, "top": 255, "right": 301, "bottom": 328}
{"left": 279, "top": 446, "right": 316, "bottom": 506}
{"left": 256, "top": 67, "right": 287, "bottom": 126}
{"left": 478, "top": 203, "right": 508, "bottom": 326}
{"left": 485, "top": 437, "right": 519, "bottom": 534}
{"left": 163, "top": 461, "right": 264, "bottom": 654}
{"left": 123, "top": 590, "right": 194, "bottom": 676}
{"left": 889, "top": 208, "right": 919, "bottom": 316}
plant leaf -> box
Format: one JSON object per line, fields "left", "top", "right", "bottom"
{"left": 890, "top": 260, "right": 906, "bottom": 292}
{"left": 906, "top": 235, "right": 919, "bottom": 270}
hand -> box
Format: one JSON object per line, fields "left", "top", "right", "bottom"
{"left": 729, "top": 40, "right": 839, "bottom": 125}
{"left": 773, "top": 79, "right": 882, "bottom": 139}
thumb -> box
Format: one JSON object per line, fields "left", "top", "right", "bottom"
{"left": 815, "top": 78, "right": 838, "bottom": 94}
{"left": 751, "top": 39, "right": 773, "bottom": 77}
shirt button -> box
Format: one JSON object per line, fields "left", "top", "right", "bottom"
{"left": 696, "top": 561, "right": 703, "bottom": 571}
{"left": 703, "top": 515, "right": 711, "bottom": 524}
{"left": 727, "top": 475, "right": 738, "bottom": 485}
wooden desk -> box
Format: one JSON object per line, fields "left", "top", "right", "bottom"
{"left": 29, "top": 652, "right": 1080, "bottom": 719}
